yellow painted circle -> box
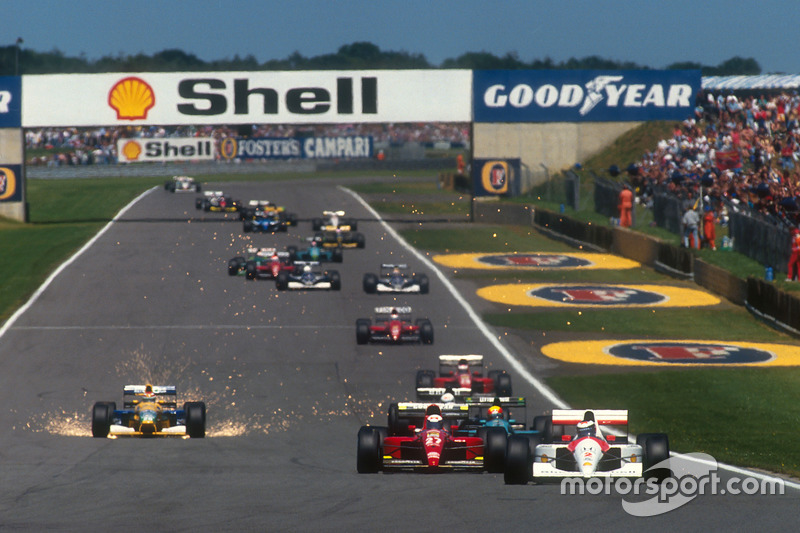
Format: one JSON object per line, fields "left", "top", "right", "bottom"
{"left": 541, "top": 340, "right": 800, "bottom": 366}
{"left": 433, "top": 252, "right": 640, "bottom": 270}
{"left": 477, "top": 283, "right": 721, "bottom": 308}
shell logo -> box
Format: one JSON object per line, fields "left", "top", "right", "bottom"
{"left": 108, "top": 77, "right": 155, "bottom": 120}
{"left": 121, "top": 140, "right": 143, "bottom": 161}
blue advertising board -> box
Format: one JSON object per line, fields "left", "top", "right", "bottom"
{"left": 472, "top": 158, "right": 521, "bottom": 197}
{"left": 0, "top": 76, "right": 22, "bottom": 128}
{"left": 220, "top": 135, "right": 373, "bottom": 160}
{"left": 473, "top": 70, "right": 701, "bottom": 123}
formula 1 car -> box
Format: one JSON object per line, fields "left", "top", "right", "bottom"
{"left": 312, "top": 210, "right": 358, "bottom": 231}
{"left": 196, "top": 191, "right": 243, "bottom": 213}
{"left": 164, "top": 175, "right": 201, "bottom": 192}
{"left": 240, "top": 200, "right": 297, "bottom": 225}
{"left": 287, "top": 239, "right": 343, "bottom": 263}
{"left": 91, "top": 384, "right": 206, "bottom": 438}
{"left": 228, "top": 247, "right": 295, "bottom": 280}
{"left": 355, "top": 306, "right": 433, "bottom": 345}
{"left": 504, "top": 409, "right": 671, "bottom": 485}
{"left": 314, "top": 228, "right": 365, "bottom": 249}
{"left": 415, "top": 355, "right": 511, "bottom": 400}
{"left": 275, "top": 262, "right": 341, "bottom": 290}
{"left": 363, "top": 264, "right": 429, "bottom": 294}
{"left": 357, "top": 404, "right": 497, "bottom": 473}
{"left": 243, "top": 211, "right": 290, "bottom": 233}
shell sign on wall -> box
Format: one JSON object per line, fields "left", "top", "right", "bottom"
{"left": 21, "top": 70, "right": 472, "bottom": 127}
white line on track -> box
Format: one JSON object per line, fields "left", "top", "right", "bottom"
{"left": 342, "top": 185, "right": 800, "bottom": 492}
{"left": 0, "top": 186, "right": 157, "bottom": 341}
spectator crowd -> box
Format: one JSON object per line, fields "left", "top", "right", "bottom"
{"left": 626, "top": 90, "right": 800, "bottom": 230}
{"left": 24, "top": 122, "right": 470, "bottom": 166}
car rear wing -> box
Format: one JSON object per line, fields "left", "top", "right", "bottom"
{"left": 465, "top": 396, "right": 526, "bottom": 407}
{"left": 380, "top": 263, "right": 408, "bottom": 270}
{"left": 123, "top": 385, "right": 176, "bottom": 396}
{"left": 374, "top": 306, "right": 412, "bottom": 317}
{"left": 247, "top": 200, "right": 276, "bottom": 207}
{"left": 438, "top": 354, "right": 484, "bottom": 376}
{"left": 396, "top": 402, "right": 469, "bottom": 422}
{"left": 293, "top": 261, "right": 321, "bottom": 267}
{"left": 551, "top": 409, "right": 628, "bottom": 426}
{"left": 416, "top": 386, "right": 472, "bottom": 401}
{"left": 203, "top": 191, "right": 224, "bottom": 197}
{"left": 323, "top": 210, "right": 346, "bottom": 217}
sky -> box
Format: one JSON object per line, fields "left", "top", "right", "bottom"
{"left": 3, "top": 0, "right": 800, "bottom": 74}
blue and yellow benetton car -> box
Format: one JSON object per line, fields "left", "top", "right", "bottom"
{"left": 91, "top": 384, "right": 206, "bottom": 439}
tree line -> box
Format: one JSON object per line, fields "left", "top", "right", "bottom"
{"left": 0, "top": 41, "right": 762, "bottom": 76}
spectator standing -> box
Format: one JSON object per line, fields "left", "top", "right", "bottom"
{"left": 786, "top": 228, "right": 800, "bottom": 281}
{"left": 618, "top": 184, "right": 633, "bottom": 227}
{"left": 682, "top": 204, "right": 701, "bottom": 249}
{"left": 702, "top": 205, "right": 717, "bottom": 250}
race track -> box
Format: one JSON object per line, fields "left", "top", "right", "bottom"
{"left": 0, "top": 178, "right": 795, "bottom": 531}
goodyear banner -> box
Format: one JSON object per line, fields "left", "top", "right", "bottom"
{"left": 0, "top": 164, "right": 22, "bottom": 202}
{"left": 220, "top": 135, "right": 373, "bottom": 160}
{"left": 0, "top": 76, "right": 21, "bottom": 128}
{"left": 117, "top": 137, "right": 215, "bottom": 163}
{"left": 473, "top": 70, "right": 701, "bottom": 122}
{"left": 472, "top": 159, "right": 520, "bottom": 196}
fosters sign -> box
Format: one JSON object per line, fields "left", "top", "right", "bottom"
{"left": 22, "top": 70, "right": 472, "bottom": 126}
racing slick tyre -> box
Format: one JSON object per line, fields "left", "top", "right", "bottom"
{"left": 482, "top": 427, "right": 508, "bottom": 473}
{"left": 532, "top": 415, "right": 549, "bottom": 434}
{"left": 185, "top": 401, "right": 206, "bottom": 438}
{"left": 504, "top": 435, "right": 532, "bottom": 484}
{"left": 243, "top": 220, "right": 253, "bottom": 233}
{"left": 165, "top": 181, "right": 175, "bottom": 192}
{"left": 276, "top": 271, "right": 289, "bottom": 290}
{"left": 312, "top": 218, "right": 323, "bottom": 231}
{"left": 195, "top": 198, "right": 203, "bottom": 209}
{"left": 91, "top": 402, "right": 113, "bottom": 438}
{"left": 195, "top": 184, "right": 201, "bottom": 192}
{"left": 286, "top": 246, "right": 298, "bottom": 263}
{"left": 245, "top": 261, "right": 258, "bottom": 280}
{"left": 286, "top": 213, "right": 297, "bottom": 226}
{"left": 228, "top": 256, "right": 245, "bottom": 276}
{"left": 355, "top": 233, "right": 366, "bottom": 248}
{"left": 329, "top": 271, "right": 341, "bottom": 290}
{"left": 638, "top": 433, "right": 670, "bottom": 483}
{"left": 363, "top": 273, "right": 378, "bottom": 294}
{"left": 356, "top": 319, "right": 371, "bottom": 345}
{"left": 387, "top": 403, "right": 401, "bottom": 435}
{"left": 418, "top": 275, "right": 430, "bottom": 294}
{"left": 415, "top": 370, "right": 435, "bottom": 389}
{"left": 344, "top": 218, "right": 358, "bottom": 231}
{"left": 494, "top": 372, "right": 512, "bottom": 396}
{"left": 332, "top": 248, "right": 343, "bottom": 263}
{"left": 357, "top": 426, "right": 381, "bottom": 473}
{"left": 419, "top": 320, "right": 434, "bottom": 344}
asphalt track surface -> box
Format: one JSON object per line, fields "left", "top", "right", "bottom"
{"left": 1, "top": 178, "right": 796, "bottom": 531}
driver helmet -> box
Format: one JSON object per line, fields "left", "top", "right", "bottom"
{"left": 440, "top": 391, "right": 455, "bottom": 403}
{"left": 144, "top": 384, "right": 156, "bottom": 399}
{"left": 303, "top": 265, "right": 312, "bottom": 273}
{"left": 457, "top": 360, "right": 469, "bottom": 373}
{"left": 426, "top": 413, "right": 444, "bottom": 430}
{"left": 488, "top": 405, "right": 503, "bottom": 419}
{"left": 390, "top": 308, "right": 399, "bottom": 319}
{"left": 576, "top": 420, "right": 596, "bottom": 438}
{"left": 392, "top": 267, "right": 401, "bottom": 274}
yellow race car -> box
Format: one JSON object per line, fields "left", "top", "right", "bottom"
{"left": 91, "top": 384, "right": 206, "bottom": 438}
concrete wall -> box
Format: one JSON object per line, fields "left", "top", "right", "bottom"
{"left": 0, "top": 129, "right": 26, "bottom": 222}
{"left": 473, "top": 122, "right": 641, "bottom": 191}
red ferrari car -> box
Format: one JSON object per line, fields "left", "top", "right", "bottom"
{"left": 228, "top": 247, "right": 295, "bottom": 280}
{"left": 355, "top": 306, "right": 433, "bottom": 345}
{"left": 357, "top": 404, "right": 495, "bottom": 473}
{"left": 416, "top": 355, "right": 512, "bottom": 400}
